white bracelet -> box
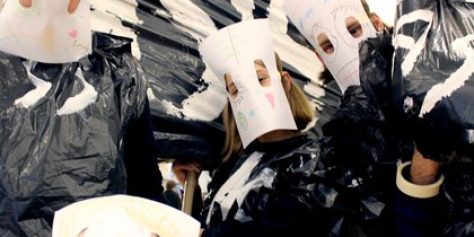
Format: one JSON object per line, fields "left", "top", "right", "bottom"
{"left": 396, "top": 161, "right": 444, "bottom": 199}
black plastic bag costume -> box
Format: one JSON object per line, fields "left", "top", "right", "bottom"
{"left": 392, "top": 0, "right": 474, "bottom": 162}
{"left": 199, "top": 46, "right": 411, "bottom": 236}
{"left": 0, "top": 33, "right": 164, "bottom": 237}
{"left": 362, "top": 0, "right": 474, "bottom": 235}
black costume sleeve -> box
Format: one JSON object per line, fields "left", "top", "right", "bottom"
{"left": 123, "top": 98, "right": 165, "bottom": 203}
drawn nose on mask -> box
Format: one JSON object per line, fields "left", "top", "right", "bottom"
{"left": 18, "top": 0, "right": 81, "bottom": 13}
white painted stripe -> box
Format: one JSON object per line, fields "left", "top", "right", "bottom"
{"left": 91, "top": 0, "right": 141, "bottom": 24}
{"left": 394, "top": 10, "right": 433, "bottom": 77}
{"left": 230, "top": 0, "right": 255, "bottom": 21}
{"left": 160, "top": 0, "right": 216, "bottom": 40}
{"left": 160, "top": 0, "right": 227, "bottom": 121}
{"left": 90, "top": 0, "right": 142, "bottom": 59}
{"left": 394, "top": 34, "right": 415, "bottom": 50}
{"left": 419, "top": 34, "right": 474, "bottom": 117}
{"left": 14, "top": 62, "right": 52, "bottom": 109}
{"left": 57, "top": 69, "right": 98, "bottom": 115}
{"left": 206, "top": 151, "right": 264, "bottom": 224}
{"left": 395, "top": 10, "right": 433, "bottom": 33}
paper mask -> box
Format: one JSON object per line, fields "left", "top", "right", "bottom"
{"left": 284, "top": 0, "right": 376, "bottom": 93}
{"left": 200, "top": 19, "right": 297, "bottom": 148}
{"left": 52, "top": 195, "right": 200, "bottom": 237}
{"left": 0, "top": 0, "right": 91, "bottom": 63}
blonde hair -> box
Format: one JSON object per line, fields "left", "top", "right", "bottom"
{"left": 221, "top": 53, "right": 314, "bottom": 162}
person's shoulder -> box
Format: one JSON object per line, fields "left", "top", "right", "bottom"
{"left": 279, "top": 136, "right": 330, "bottom": 171}
{"left": 290, "top": 136, "right": 328, "bottom": 157}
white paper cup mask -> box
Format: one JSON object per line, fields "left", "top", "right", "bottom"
{"left": 0, "top": 0, "right": 91, "bottom": 63}
{"left": 284, "top": 0, "right": 376, "bottom": 93}
{"left": 200, "top": 19, "right": 297, "bottom": 148}
{"left": 52, "top": 195, "right": 201, "bottom": 237}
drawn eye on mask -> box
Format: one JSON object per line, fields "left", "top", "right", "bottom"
{"left": 224, "top": 73, "right": 245, "bottom": 107}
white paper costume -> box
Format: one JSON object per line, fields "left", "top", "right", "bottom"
{"left": 52, "top": 195, "right": 200, "bottom": 237}
{"left": 284, "top": 0, "right": 376, "bottom": 93}
{"left": 0, "top": 0, "right": 91, "bottom": 63}
{"left": 200, "top": 19, "right": 297, "bottom": 148}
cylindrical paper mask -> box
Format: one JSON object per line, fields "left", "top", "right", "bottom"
{"left": 284, "top": 0, "right": 376, "bottom": 93}
{"left": 200, "top": 19, "right": 297, "bottom": 148}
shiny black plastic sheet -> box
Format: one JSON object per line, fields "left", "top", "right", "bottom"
{"left": 392, "top": 0, "right": 474, "bottom": 162}
{"left": 361, "top": 2, "right": 474, "bottom": 234}
{"left": 0, "top": 33, "right": 163, "bottom": 237}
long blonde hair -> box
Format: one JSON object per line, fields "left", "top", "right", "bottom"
{"left": 221, "top": 53, "right": 314, "bottom": 162}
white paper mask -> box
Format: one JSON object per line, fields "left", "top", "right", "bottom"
{"left": 0, "top": 0, "right": 91, "bottom": 63}
{"left": 52, "top": 195, "right": 200, "bottom": 237}
{"left": 200, "top": 19, "right": 297, "bottom": 148}
{"left": 284, "top": 0, "right": 376, "bottom": 93}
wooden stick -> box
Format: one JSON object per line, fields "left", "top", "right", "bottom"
{"left": 182, "top": 171, "right": 197, "bottom": 215}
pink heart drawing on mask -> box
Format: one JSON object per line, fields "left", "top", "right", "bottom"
{"left": 68, "top": 29, "right": 78, "bottom": 38}
{"left": 265, "top": 93, "right": 275, "bottom": 109}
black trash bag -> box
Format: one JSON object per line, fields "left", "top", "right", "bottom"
{"left": 0, "top": 33, "right": 164, "bottom": 237}
{"left": 363, "top": 2, "right": 474, "bottom": 235}
{"left": 358, "top": 31, "right": 415, "bottom": 164}
{"left": 392, "top": 0, "right": 474, "bottom": 162}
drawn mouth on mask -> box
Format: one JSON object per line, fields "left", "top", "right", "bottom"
{"left": 334, "top": 57, "right": 360, "bottom": 90}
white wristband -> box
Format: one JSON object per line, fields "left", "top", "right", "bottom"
{"left": 396, "top": 161, "right": 444, "bottom": 199}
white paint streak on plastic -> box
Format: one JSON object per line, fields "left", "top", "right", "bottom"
{"left": 14, "top": 62, "right": 52, "bottom": 109}
{"left": 230, "top": 0, "right": 255, "bottom": 20}
{"left": 394, "top": 10, "right": 433, "bottom": 77}
{"left": 419, "top": 34, "right": 474, "bottom": 117}
{"left": 160, "top": 0, "right": 227, "bottom": 121}
{"left": 57, "top": 69, "right": 98, "bottom": 115}
{"left": 90, "top": 0, "right": 142, "bottom": 58}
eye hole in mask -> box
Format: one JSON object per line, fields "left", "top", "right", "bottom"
{"left": 225, "top": 73, "right": 239, "bottom": 99}
{"left": 345, "top": 16, "right": 363, "bottom": 38}
{"left": 317, "top": 33, "right": 335, "bottom": 55}
{"left": 254, "top": 59, "right": 271, "bottom": 87}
